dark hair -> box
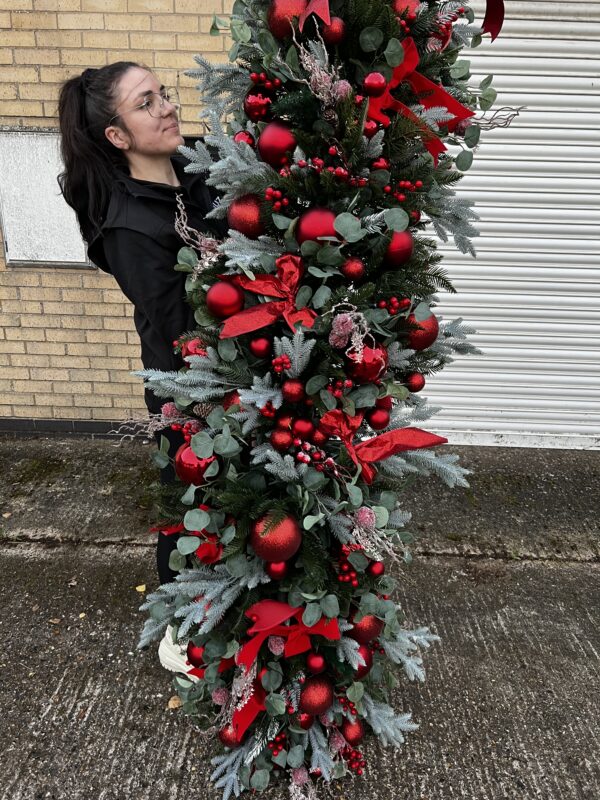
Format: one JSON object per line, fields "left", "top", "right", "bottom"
{"left": 57, "top": 62, "right": 149, "bottom": 245}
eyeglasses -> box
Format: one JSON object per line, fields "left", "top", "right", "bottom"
{"left": 109, "top": 87, "right": 180, "bottom": 125}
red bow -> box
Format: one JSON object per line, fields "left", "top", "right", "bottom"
{"left": 319, "top": 409, "right": 448, "bottom": 484}
{"left": 188, "top": 654, "right": 235, "bottom": 681}
{"left": 368, "top": 37, "right": 474, "bottom": 164}
{"left": 483, "top": 0, "right": 505, "bottom": 41}
{"left": 237, "top": 600, "right": 341, "bottom": 670}
{"left": 298, "top": 0, "right": 330, "bottom": 32}
{"left": 219, "top": 255, "right": 317, "bottom": 339}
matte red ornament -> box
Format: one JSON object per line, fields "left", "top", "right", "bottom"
{"left": 266, "top": 560, "right": 289, "bottom": 580}
{"left": 364, "top": 119, "right": 379, "bottom": 139}
{"left": 366, "top": 408, "right": 390, "bottom": 430}
{"left": 276, "top": 413, "right": 294, "bottom": 430}
{"left": 227, "top": 194, "right": 265, "bottom": 239}
{"left": 297, "top": 712, "right": 315, "bottom": 730}
{"left": 174, "top": 444, "right": 218, "bottom": 485}
{"left": 292, "top": 418, "right": 314, "bottom": 440}
{"left": 250, "top": 513, "right": 302, "bottom": 561}
{"left": 322, "top": 16, "right": 346, "bottom": 45}
{"left": 341, "top": 718, "right": 365, "bottom": 746}
{"left": 375, "top": 395, "right": 393, "bottom": 410}
{"left": 244, "top": 91, "right": 273, "bottom": 121}
{"left": 346, "top": 343, "right": 388, "bottom": 384}
{"left": 206, "top": 281, "right": 245, "bottom": 319}
{"left": 349, "top": 614, "right": 384, "bottom": 644}
{"left": 367, "top": 560, "right": 386, "bottom": 578}
{"left": 282, "top": 379, "right": 306, "bottom": 403}
{"left": 363, "top": 72, "right": 387, "bottom": 98}
{"left": 219, "top": 724, "right": 243, "bottom": 748}
{"left": 257, "top": 121, "right": 298, "bottom": 168}
{"left": 355, "top": 644, "right": 373, "bottom": 679}
{"left": 406, "top": 313, "right": 439, "bottom": 351}
{"left": 306, "top": 651, "right": 326, "bottom": 674}
{"left": 186, "top": 641, "right": 205, "bottom": 668}
{"left": 270, "top": 429, "right": 294, "bottom": 452}
{"left": 249, "top": 336, "right": 272, "bottom": 358}
{"left": 267, "top": 0, "right": 308, "bottom": 38}
{"left": 296, "top": 208, "right": 337, "bottom": 245}
{"left": 383, "top": 230, "right": 414, "bottom": 267}
{"left": 405, "top": 372, "right": 426, "bottom": 393}
{"left": 299, "top": 676, "right": 334, "bottom": 715}
{"left": 180, "top": 337, "right": 206, "bottom": 358}
{"left": 233, "top": 130, "right": 256, "bottom": 147}
{"left": 340, "top": 257, "right": 366, "bottom": 282}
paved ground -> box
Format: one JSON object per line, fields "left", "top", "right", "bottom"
{"left": 0, "top": 436, "right": 598, "bottom": 799}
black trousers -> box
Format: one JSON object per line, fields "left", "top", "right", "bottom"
{"left": 154, "top": 426, "right": 185, "bottom": 585}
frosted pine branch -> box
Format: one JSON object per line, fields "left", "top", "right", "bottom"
{"left": 362, "top": 693, "right": 419, "bottom": 747}
{"left": 274, "top": 331, "right": 316, "bottom": 377}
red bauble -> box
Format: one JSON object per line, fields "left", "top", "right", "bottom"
{"left": 266, "top": 560, "right": 289, "bottom": 580}
{"left": 257, "top": 122, "right": 297, "bottom": 168}
{"left": 276, "top": 413, "right": 294, "bottom": 430}
{"left": 227, "top": 194, "right": 265, "bottom": 239}
{"left": 367, "top": 560, "right": 386, "bottom": 578}
{"left": 349, "top": 614, "right": 384, "bottom": 644}
{"left": 406, "top": 313, "right": 439, "bottom": 351}
{"left": 306, "top": 651, "right": 326, "bottom": 674}
{"left": 223, "top": 390, "right": 241, "bottom": 410}
{"left": 249, "top": 336, "right": 272, "bottom": 358}
{"left": 340, "top": 257, "right": 366, "bottom": 282}
{"left": 383, "top": 230, "right": 414, "bottom": 267}
{"left": 375, "top": 395, "right": 393, "bottom": 411}
{"left": 366, "top": 408, "right": 390, "bottom": 430}
{"left": 311, "top": 428, "right": 329, "bottom": 446}
{"left": 270, "top": 429, "right": 294, "bottom": 452}
{"left": 186, "top": 641, "right": 205, "bottom": 668}
{"left": 346, "top": 344, "right": 388, "bottom": 384}
{"left": 219, "top": 724, "right": 242, "bottom": 748}
{"left": 355, "top": 644, "right": 373, "bottom": 679}
{"left": 282, "top": 379, "right": 306, "bottom": 403}
{"left": 297, "top": 712, "right": 314, "bottom": 730}
{"left": 292, "top": 418, "right": 314, "bottom": 440}
{"left": 244, "top": 91, "right": 273, "bottom": 121}
{"left": 393, "top": 0, "right": 420, "bottom": 12}
{"left": 341, "top": 718, "right": 365, "bottom": 746}
{"left": 296, "top": 208, "right": 337, "bottom": 246}
{"left": 322, "top": 16, "right": 346, "bottom": 45}
{"left": 267, "top": 0, "right": 308, "bottom": 38}
{"left": 174, "top": 445, "right": 218, "bottom": 485}
{"left": 233, "top": 130, "right": 255, "bottom": 147}
{"left": 250, "top": 513, "right": 302, "bottom": 561}
{"left": 206, "top": 281, "right": 245, "bottom": 319}
{"left": 299, "top": 676, "right": 334, "bottom": 715}
{"left": 364, "top": 120, "right": 379, "bottom": 139}
{"left": 405, "top": 372, "right": 426, "bottom": 393}
{"left": 181, "top": 337, "right": 206, "bottom": 358}
{"left": 363, "top": 72, "right": 387, "bottom": 98}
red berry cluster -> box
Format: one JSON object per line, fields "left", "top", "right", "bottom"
{"left": 249, "top": 71, "right": 282, "bottom": 92}
{"left": 295, "top": 156, "right": 368, "bottom": 188}
{"left": 170, "top": 420, "right": 201, "bottom": 442}
{"left": 337, "top": 544, "right": 363, "bottom": 587}
{"left": 294, "top": 438, "right": 327, "bottom": 468}
{"left": 339, "top": 695, "right": 358, "bottom": 717}
{"left": 341, "top": 745, "right": 366, "bottom": 775}
{"left": 383, "top": 178, "right": 423, "bottom": 202}
{"left": 264, "top": 186, "right": 290, "bottom": 212}
{"left": 377, "top": 296, "right": 411, "bottom": 315}
{"left": 371, "top": 638, "right": 386, "bottom": 656}
{"left": 260, "top": 401, "right": 277, "bottom": 418}
{"left": 437, "top": 7, "right": 465, "bottom": 39}
{"left": 326, "top": 378, "right": 354, "bottom": 399}
{"left": 272, "top": 354, "right": 291, "bottom": 373}
{"left": 267, "top": 732, "right": 287, "bottom": 758}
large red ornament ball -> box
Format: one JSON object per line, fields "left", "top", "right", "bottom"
{"left": 292, "top": 418, "right": 314, "bottom": 440}
{"left": 249, "top": 336, "right": 272, "bottom": 358}
{"left": 322, "top": 16, "right": 346, "bottom": 45}
{"left": 363, "top": 72, "right": 387, "bottom": 98}
{"left": 282, "top": 379, "right": 306, "bottom": 403}
{"left": 296, "top": 208, "right": 337, "bottom": 246}
{"left": 244, "top": 91, "right": 273, "bottom": 121}
{"left": 181, "top": 337, "right": 206, "bottom": 358}
{"left": 299, "top": 676, "right": 334, "bottom": 715}
{"left": 346, "top": 344, "right": 388, "bottom": 384}
{"left": 349, "top": 614, "right": 384, "bottom": 644}
{"left": 306, "top": 651, "right": 326, "bottom": 674}
{"left": 297, "top": 712, "right": 315, "bottom": 730}
{"left": 406, "top": 313, "right": 439, "bottom": 351}
{"left": 311, "top": 428, "right": 329, "bottom": 446}
{"left": 174, "top": 445, "right": 218, "bottom": 485}
{"left": 227, "top": 194, "right": 265, "bottom": 239}
{"left": 219, "top": 724, "right": 242, "bottom": 748}
{"left": 366, "top": 408, "right": 390, "bottom": 430}
{"left": 367, "top": 560, "right": 386, "bottom": 578}
{"left": 276, "top": 412, "right": 294, "bottom": 430}
{"left": 355, "top": 644, "right": 374, "bottom": 679}
{"left": 206, "top": 281, "right": 245, "bottom": 319}
{"left": 267, "top": 0, "right": 307, "bottom": 38}
{"left": 340, "top": 257, "right": 366, "bottom": 282}
{"left": 405, "top": 371, "right": 426, "bottom": 393}
{"left": 186, "top": 641, "right": 205, "bottom": 668}
{"left": 233, "top": 130, "right": 255, "bottom": 147}
{"left": 383, "top": 230, "right": 414, "bottom": 267}
{"left": 375, "top": 395, "right": 393, "bottom": 411}
{"left": 270, "top": 428, "right": 294, "bottom": 452}
{"left": 266, "top": 560, "right": 289, "bottom": 580}
{"left": 341, "top": 718, "right": 365, "bottom": 746}
{"left": 223, "top": 390, "right": 241, "bottom": 410}
{"left": 250, "top": 513, "right": 302, "bottom": 561}
{"left": 257, "top": 122, "right": 298, "bottom": 168}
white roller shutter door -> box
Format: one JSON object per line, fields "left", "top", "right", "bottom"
{"left": 426, "top": 1, "right": 600, "bottom": 449}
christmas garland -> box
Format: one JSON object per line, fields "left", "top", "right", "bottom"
{"left": 136, "top": 1, "right": 505, "bottom": 797}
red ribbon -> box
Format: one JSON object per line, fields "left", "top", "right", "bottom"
{"left": 231, "top": 674, "right": 267, "bottom": 740}
{"left": 219, "top": 254, "right": 317, "bottom": 339}
{"left": 368, "top": 37, "right": 474, "bottom": 164}
{"left": 482, "top": 0, "right": 505, "bottom": 41}
{"left": 298, "top": 0, "right": 331, "bottom": 32}
{"left": 188, "top": 654, "right": 235, "bottom": 681}
{"left": 319, "top": 409, "right": 448, "bottom": 484}
{"left": 236, "top": 600, "right": 341, "bottom": 670}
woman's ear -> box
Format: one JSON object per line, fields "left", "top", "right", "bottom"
{"left": 105, "top": 124, "right": 131, "bottom": 151}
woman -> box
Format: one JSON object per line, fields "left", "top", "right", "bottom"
{"left": 58, "top": 62, "right": 223, "bottom": 589}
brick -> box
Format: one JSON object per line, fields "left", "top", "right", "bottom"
{"left": 107, "top": 49, "right": 154, "bottom": 66}
{"left": 84, "top": 356, "right": 129, "bottom": 370}
{"left": 60, "top": 288, "right": 101, "bottom": 302}
{"left": 43, "top": 301, "right": 85, "bottom": 315}
{"left": 2, "top": 365, "right": 31, "bottom": 378}
{"left": 152, "top": 13, "right": 198, "bottom": 31}
{"left": 1, "top": 100, "right": 44, "bottom": 116}
{"left": 155, "top": 51, "right": 203, "bottom": 69}
{"left": 13, "top": 405, "right": 53, "bottom": 417}
{"left": 0, "top": 405, "right": 14, "bottom": 416}
{"left": 74, "top": 393, "right": 113, "bottom": 407}
{"left": 34, "top": 0, "right": 81, "bottom": 9}
{"left": 112, "top": 396, "right": 142, "bottom": 409}
{"left": 101, "top": 289, "right": 130, "bottom": 304}
{"left": 128, "top": 0, "right": 172, "bottom": 11}
{"left": 176, "top": 0, "right": 212, "bottom": 11}
{"left": 66, "top": 342, "right": 106, "bottom": 356}
{"left": 10, "top": 354, "right": 49, "bottom": 368}
{"left": 0, "top": 286, "right": 18, "bottom": 299}
{"left": 12, "top": 11, "right": 57, "bottom": 28}
{"left": 130, "top": 31, "right": 175, "bottom": 49}
{"left": 60, "top": 315, "right": 103, "bottom": 329}
{"left": 18, "top": 314, "right": 60, "bottom": 328}
{"left": 82, "top": 0, "right": 125, "bottom": 9}
{"left": 56, "top": 11, "right": 103, "bottom": 28}
{"left": 0, "top": 11, "right": 11, "bottom": 24}
{"left": 30, "top": 367, "right": 69, "bottom": 380}
{"left": 67, "top": 368, "right": 110, "bottom": 381}
{"left": 105, "top": 343, "right": 138, "bottom": 357}
{"left": 11, "top": 380, "right": 51, "bottom": 392}
{"left": 0, "top": 30, "right": 36, "bottom": 46}
{"left": 0, "top": 314, "right": 22, "bottom": 327}
{"left": 2, "top": 300, "right": 42, "bottom": 313}
{"left": 103, "top": 317, "right": 135, "bottom": 331}
{"left": 35, "top": 29, "right": 80, "bottom": 47}
{"left": 86, "top": 330, "right": 125, "bottom": 344}
{"left": 0, "top": 66, "right": 38, "bottom": 82}
{"left": 0, "top": 392, "right": 34, "bottom": 405}
{"left": 82, "top": 30, "right": 128, "bottom": 49}
{"left": 93, "top": 382, "right": 133, "bottom": 395}
{"left": 39, "top": 64, "right": 84, "bottom": 81}
{"left": 50, "top": 354, "right": 90, "bottom": 368}
{"left": 54, "top": 406, "right": 92, "bottom": 419}
{"left": 84, "top": 302, "right": 125, "bottom": 316}
{"left": 0, "top": 341, "right": 25, "bottom": 353}
{"left": 104, "top": 12, "right": 150, "bottom": 30}
{"left": 91, "top": 408, "right": 122, "bottom": 420}
{"left": 40, "top": 272, "right": 82, "bottom": 288}
{"left": 177, "top": 33, "right": 226, "bottom": 52}
{"left": 26, "top": 341, "right": 65, "bottom": 355}
{"left": 31, "top": 393, "right": 69, "bottom": 406}
{"left": 1, "top": 271, "right": 40, "bottom": 286}
{"left": 19, "top": 82, "right": 60, "bottom": 100}
{"left": 52, "top": 380, "right": 92, "bottom": 393}
{"left": 46, "top": 329, "right": 85, "bottom": 343}
{"left": 61, "top": 49, "right": 108, "bottom": 66}
{"left": 43, "top": 100, "right": 58, "bottom": 116}
{"left": 20, "top": 286, "right": 60, "bottom": 300}
{"left": 0, "top": 355, "right": 9, "bottom": 366}
{"left": 0, "top": 49, "right": 13, "bottom": 64}
{"left": 15, "top": 47, "right": 60, "bottom": 64}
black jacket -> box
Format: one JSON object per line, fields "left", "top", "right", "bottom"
{"left": 87, "top": 154, "right": 224, "bottom": 414}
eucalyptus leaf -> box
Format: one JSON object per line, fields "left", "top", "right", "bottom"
{"left": 334, "top": 212, "right": 365, "bottom": 243}
{"left": 168, "top": 550, "right": 187, "bottom": 572}
{"left": 455, "top": 149, "right": 474, "bottom": 171}
{"left": 258, "top": 29, "right": 278, "bottom": 55}
{"left": 347, "top": 484, "right": 363, "bottom": 507}
{"left": 378, "top": 490, "right": 397, "bottom": 511}
{"left": 320, "top": 594, "right": 340, "bottom": 618}
{"left": 348, "top": 550, "right": 370, "bottom": 571}
{"left": 346, "top": 682, "right": 365, "bottom": 703}
{"left": 190, "top": 431, "right": 214, "bottom": 458}
{"left": 303, "top": 468, "right": 328, "bottom": 489}
{"left": 320, "top": 389, "right": 337, "bottom": 411}
{"left": 177, "top": 247, "right": 198, "bottom": 268}
{"left": 272, "top": 213, "right": 294, "bottom": 230}
{"left": 272, "top": 750, "right": 288, "bottom": 768}
{"left": 450, "top": 59, "right": 470, "bottom": 79}
{"left": 372, "top": 505, "right": 390, "bottom": 528}
{"left": 184, "top": 508, "right": 210, "bottom": 531}
{"left": 349, "top": 384, "right": 379, "bottom": 408}
{"left": 312, "top": 285, "right": 332, "bottom": 309}
{"left": 262, "top": 669, "right": 283, "bottom": 692}
{"left": 285, "top": 44, "right": 300, "bottom": 72}
{"left": 302, "top": 602, "right": 322, "bottom": 628}
{"left": 180, "top": 483, "right": 198, "bottom": 506}
{"left": 413, "top": 301, "right": 432, "bottom": 322}
{"left": 303, "top": 513, "right": 324, "bottom": 530}
{"left": 384, "top": 37, "right": 404, "bottom": 67}
{"left": 250, "top": 769, "right": 270, "bottom": 791}
{"left": 300, "top": 240, "right": 320, "bottom": 257}
{"left": 384, "top": 207, "right": 409, "bottom": 232}
{"left": 296, "top": 285, "right": 313, "bottom": 309}
{"left": 265, "top": 693, "right": 287, "bottom": 716}
{"left": 306, "top": 375, "right": 328, "bottom": 394}
{"left": 287, "top": 744, "right": 305, "bottom": 769}
{"left": 217, "top": 338, "right": 237, "bottom": 362}
{"left": 177, "top": 535, "right": 201, "bottom": 556}
{"left": 360, "top": 26, "right": 384, "bottom": 52}
{"left": 464, "top": 123, "right": 481, "bottom": 148}
{"left": 152, "top": 451, "right": 170, "bottom": 469}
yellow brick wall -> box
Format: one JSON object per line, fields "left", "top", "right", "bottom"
{"left": 0, "top": 0, "right": 232, "bottom": 424}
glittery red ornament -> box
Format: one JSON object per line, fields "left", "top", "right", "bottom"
{"left": 266, "top": 560, "right": 289, "bottom": 580}
{"left": 322, "top": 16, "right": 346, "bottom": 45}
{"left": 364, "top": 119, "right": 379, "bottom": 139}
{"left": 249, "top": 336, "right": 272, "bottom": 358}
{"left": 270, "top": 429, "right": 294, "bottom": 452}
{"left": 186, "top": 641, "right": 205, "bottom": 668}
{"left": 250, "top": 513, "right": 302, "bottom": 561}
{"left": 244, "top": 91, "right": 273, "bottom": 121}
{"left": 299, "top": 676, "right": 334, "bottom": 715}
{"left": 346, "top": 343, "right": 388, "bottom": 384}
{"left": 366, "top": 408, "right": 390, "bottom": 430}
{"left": 292, "top": 418, "right": 314, "bottom": 440}
{"left": 233, "top": 130, "right": 256, "bottom": 147}
{"left": 405, "top": 372, "right": 426, "bottom": 392}
{"left": 340, "top": 257, "right": 366, "bottom": 282}
{"left": 296, "top": 208, "right": 337, "bottom": 245}
{"left": 341, "top": 718, "right": 365, "bottom": 746}
{"left": 349, "top": 614, "right": 384, "bottom": 645}
{"left": 181, "top": 337, "right": 206, "bottom": 358}
{"left": 227, "top": 194, "right": 265, "bottom": 239}
{"left": 355, "top": 644, "right": 373, "bottom": 679}
{"left": 383, "top": 230, "right": 414, "bottom": 267}
{"left": 367, "top": 560, "right": 385, "bottom": 578}
{"left": 298, "top": 712, "right": 314, "bottom": 730}
{"left": 375, "top": 395, "right": 393, "bottom": 410}
{"left": 306, "top": 651, "right": 326, "bottom": 674}
{"left": 393, "top": 0, "right": 420, "bottom": 13}
{"left": 267, "top": 0, "right": 308, "bottom": 38}
{"left": 406, "top": 313, "right": 439, "bottom": 351}
{"left": 223, "top": 390, "right": 241, "bottom": 410}
{"left": 311, "top": 428, "right": 329, "bottom": 446}
{"left": 276, "top": 413, "right": 294, "bottom": 430}
{"left": 206, "top": 281, "right": 245, "bottom": 319}
{"left": 257, "top": 121, "right": 297, "bottom": 168}
{"left": 363, "top": 72, "right": 387, "bottom": 98}
{"left": 219, "top": 724, "right": 243, "bottom": 748}
{"left": 174, "top": 445, "right": 218, "bottom": 485}
{"left": 282, "top": 379, "right": 306, "bottom": 403}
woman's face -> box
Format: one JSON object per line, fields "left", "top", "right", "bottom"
{"left": 106, "top": 67, "right": 184, "bottom": 156}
